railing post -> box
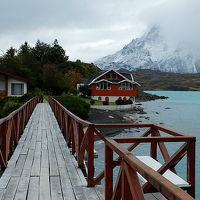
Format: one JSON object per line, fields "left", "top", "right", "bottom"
{"left": 187, "top": 140, "right": 195, "bottom": 198}
{"left": 87, "top": 125, "right": 95, "bottom": 187}
{"left": 150, "top": 128, "right": 157, "bottom": 160}
{"left": 105, "top": 144, "right": 113, "bottom": 200}
{"left": 0, "top": 122, "right": 8, "bottom": 168}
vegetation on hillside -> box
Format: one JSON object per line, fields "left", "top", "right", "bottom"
{"left": 134, "top": 69, "right": 200, "bottom": 91}
{"left": 0, "top": 40, "right": 100, "bottom": 95}
{"left": 54, "top": 94, "right": 90, "bottom": 119}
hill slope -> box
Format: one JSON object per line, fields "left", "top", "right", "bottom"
{"left": 134, "top": 69, "right": 200, "bottom": 91}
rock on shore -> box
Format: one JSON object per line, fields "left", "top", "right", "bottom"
{"left": 88, "top": 106, "right": 145, "bottom": 136}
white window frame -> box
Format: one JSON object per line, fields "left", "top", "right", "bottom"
{"left": 11, "top": 83, "right": 24, "bottom": 95}
{"left": 96, "top": 82, "right": 111, "bottom": 90}
{"left": 119, "top": 82, "right": 132, "bottom": 90}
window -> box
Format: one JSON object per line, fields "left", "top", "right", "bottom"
{"left": 106, "top": 73, "right": 111, "bottom": 79}
{"left": 119, "top": 82, "right": 132, "bottom": 90}
{"left": 106, "top": 73, "right": 117, "bottom": 80}
{"left": 11, "top": 83, "right": 24, "bottom": 95}
{"left": 96, "top": 82, "right": 111, "bottom": 90}
{"left": 0, "top": 75, "right": 6, "bottom": 91}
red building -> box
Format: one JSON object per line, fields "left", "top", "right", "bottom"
{"left": 0, "top": 71, "right": 29, "bottom": 98}
{"left": 88, "top": 70, "right": 139, "bottom": 102}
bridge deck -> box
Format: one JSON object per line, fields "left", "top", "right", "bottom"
{"left": 0, "top": 103, "right": 102, "bottom": 200}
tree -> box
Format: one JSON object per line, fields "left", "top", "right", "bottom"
{"left": 17, "top": 42, "right": 32, "bottom": 57}
{"left": 5, "top": 47, "right": 16, "bottom": 58}
{"left": 43, "top": 64, "right": 67, "bottom": 94}
{"left": 32, "top": 40, "right": 50, "bottom": 63}
{"left": 64, "top": 70, "right": 81, "bottom": 89}
{"left": 79, "top": 85, "right": 91, "bottom": 96}
{"left": 44, "top": 39, "right": 69, "bottom": 64}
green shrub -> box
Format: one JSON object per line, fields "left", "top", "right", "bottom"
{"left": 69, "top": 88, "right": 79, "bottom": 95}
{"left": 79, "top": 85, "right": 91, "bottom": 97}
{"left": 115, "top": 99, "right": 125, "bottom": 105}
{"left": 90, "top": 99, "right": 95, "bottom": 105}
{"left": 0, "top": 97, "right": 19, "bottom": 108}
{"left": 19, "top": 88, "right": 44, "bottom": 103}
{"left": 55, "top": 94, "right": 90, "bottom": 119}
{"left": 0, "top": 101, "right": 22, "bottom": 118}
{"left": 124, "top": 99, "right": 133, "bottom": 105}
{"left": 103, "top": 101, "right": 109, "bottom": 105}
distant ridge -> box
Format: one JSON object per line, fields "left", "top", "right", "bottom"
{"left": 133, "top": 69, "right": 200, "bottom": 91}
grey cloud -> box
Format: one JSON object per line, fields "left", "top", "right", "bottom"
{"left": 140, "top": 0, "right": 200, "bottom": 54}
{"left": 1, "top": 0, "right": 199, "bottom": 62}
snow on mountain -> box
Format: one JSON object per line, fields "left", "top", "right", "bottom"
{"left": 94, "top": 26, "right": 199, "bottom": 73}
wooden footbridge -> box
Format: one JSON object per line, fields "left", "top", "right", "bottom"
{"left": 0, "top": 97, "right": 196, "bottom": 200}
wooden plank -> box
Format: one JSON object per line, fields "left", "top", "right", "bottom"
{"left": 41, "top": 148, "right": 49, "bottom": 169}
{"left": 29, "top": 129, "right": 37, "bottom": 150}
{"left": 0, "top": 175, "right": 10, "bottom": 189}
{"left": 20, "top": 129, "right": 34, "bottom": 155}
{"left": 39, "top": 174, "right": 51, "bottom": 200}
{"left": 152, "top": 193, "right": 167, "bottom": 200}
{"left": 95, "top": 185, "right": 104, "bottom": 200}
{"left": 31, "top": 142, "right": 41, "bottom": 176}
{"left": 136, "top": 156, "right": 189, "bottom": 187}
{"left": 50, "top": 176, "right": 63, "bottom": 200}
{"left": 21, "top": 149, "right": 34, "bottom": 177}
{"left": 41, "top": 130, "right": 48, "bottom": 150}
{"left": 59, "top": 146, "right": 82, "bottom": 186}
{"left": 12, "top": 154, "right": 27, "bottom": 177}
{"left": 7, "top": 139, "right": 24, "bottom": 168}
{"left": 14, "top": 176, "right": 30, "bottom": 200}
{"left": 0, "top": 189, "right": 5, "bottom": 200}
{"left": 47, "top": 129, "right": 59, "bottom": 176}
{"left": 36, "top": 107, "right": 42, "bottom": 142}
{"left": 27, "top": 177, "right": 39, "bottom": 200}
{"left": 59, "top": 167, "right": 76, "bottom": 200}
{"left": 73, "top": 186, "right": 100, "bottom": 200}
{"left": 3, "top": 177, "right": 20, "bottom": 200}
{"left": 144, "top": 193, "right": 160, "bottom": 200}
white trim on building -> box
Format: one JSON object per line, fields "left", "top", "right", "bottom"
{"left": 7, "top": 78, "right": 27, "bottom": 97}
{"left": 91, "top": 96, "right": 135, "bottom": 102}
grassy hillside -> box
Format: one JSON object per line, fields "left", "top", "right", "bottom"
{"left": 133, "top": 69, "right": 200, "bottom": 91}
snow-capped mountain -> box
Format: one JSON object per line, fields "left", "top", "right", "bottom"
{"left": 94, "top": 26, "right": 200, "bottom": 73}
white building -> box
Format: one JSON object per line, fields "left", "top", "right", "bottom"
{"left": 0, "top": 71, "right": 28, "bottom": 97}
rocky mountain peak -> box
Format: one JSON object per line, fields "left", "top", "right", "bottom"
{"left": 94, "top": 26, "right": 199, "bottom": 73}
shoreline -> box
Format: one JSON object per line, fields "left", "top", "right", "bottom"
{"left": 88, "top": 105, "right": 146, "bottom": 137}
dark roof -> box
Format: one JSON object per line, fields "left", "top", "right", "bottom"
{"left": 0, "top": 71, "right": 31, "bottom": 82}
{"left": 117, "top": 69, "right": 133, "bottom": 81}
{"left": 80, "top": 78, "right": 90, "bottom": 85}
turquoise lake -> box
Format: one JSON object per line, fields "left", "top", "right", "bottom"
{"left": 94, "top": 91, "right": 200, "bottom": 199}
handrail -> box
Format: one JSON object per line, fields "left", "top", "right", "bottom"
{"left": 0, "top": 97, "right": 42, "bottom": 168}
{"left": 105, "top": 138, "right": 194, "bottom": 200}
{"left": 48, "top": 96, "right": 196, "bottom": 200}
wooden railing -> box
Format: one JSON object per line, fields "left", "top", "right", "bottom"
{"left": 0, "top": 97, "right": 41, "bottom": 168}
{"left": 48, "top": 97, "right": 196, "bottom": 200}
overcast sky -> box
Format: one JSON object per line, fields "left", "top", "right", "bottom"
{"left": 0, "top": 0, "right": 199, "bottom": 62}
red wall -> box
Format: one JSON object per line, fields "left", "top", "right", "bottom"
{"left": 90, "top": 84, "right": 137, "bottom": 97}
